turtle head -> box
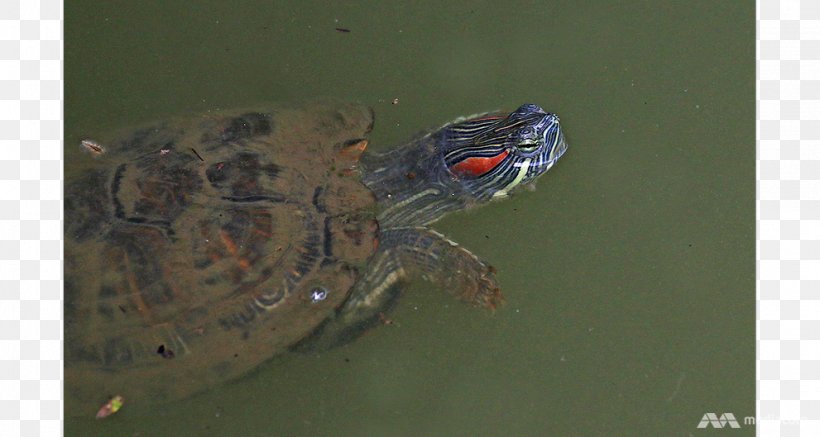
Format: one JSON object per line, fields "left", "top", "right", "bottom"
{"left": 442, "top": 103, "right": 567, "bottom": 199}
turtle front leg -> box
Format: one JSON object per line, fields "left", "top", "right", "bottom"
{"left": 375, "top": 227, "right": 503, "bottom": 308}
{"left": 294, "top": 227, "right": 501, "bottom": 351}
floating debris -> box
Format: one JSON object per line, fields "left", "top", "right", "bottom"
{"left": 95, "top": 395, "right": 124, "bottom": 419}
{"left": 157, "top": 344, "right": 175, "bottom": 359}
{"left": 80, "top": 139, "right": 106, "bottom": 158}
{"left": 190, "top": 148, "right": 205, "bottom": 161}
{"left": 378, "top": 312, "right": 394, "bottom": 325}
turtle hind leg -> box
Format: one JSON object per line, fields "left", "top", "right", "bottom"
{"left": 293, "top": 227, "right": 501, "bottom": 352}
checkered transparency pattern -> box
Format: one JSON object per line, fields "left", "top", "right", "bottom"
{"left": 758, "top": 1, "right": 820, "bottom": 436}
{"left": 0, "top": 1, "right": 62, "bottom": 436}
{"left": 3, "top": 0, "right": 819, "bottom": 435}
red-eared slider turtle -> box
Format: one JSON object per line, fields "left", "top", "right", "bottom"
{"left": 65, "top": 101, "right": 568, "bottom": 416}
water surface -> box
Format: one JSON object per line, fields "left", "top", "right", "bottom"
{"left": 65, "top": 1, "right": 755, "bottom": 435}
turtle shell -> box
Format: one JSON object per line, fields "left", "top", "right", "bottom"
{"left": 65, "top": 102, "right": 378, "bottom": 416}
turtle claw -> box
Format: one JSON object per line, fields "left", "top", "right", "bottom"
{"left": 448, "top": 257, "right": 504, "bottom": 310}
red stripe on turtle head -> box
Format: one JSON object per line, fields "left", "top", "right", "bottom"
{"left": 449, "top": 150, "right": 509, "bottom": 178}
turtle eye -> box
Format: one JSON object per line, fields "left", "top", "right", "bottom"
{"left": 516, "top": 139, "right": 540, "bottom": 152}
{"left": 519, "top": 126, "right": 535, "bottom": 137}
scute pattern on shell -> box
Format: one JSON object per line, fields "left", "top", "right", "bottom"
{"left": 65, "top": 102, "right": 377, "bottom": 416}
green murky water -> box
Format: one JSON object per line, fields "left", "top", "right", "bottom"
{"left": 65, "top": 1, "right": 755, "bottom": 435}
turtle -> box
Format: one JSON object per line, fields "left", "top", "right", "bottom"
{"left": 65, "top": 100, "right": 568, "bottom": 417}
